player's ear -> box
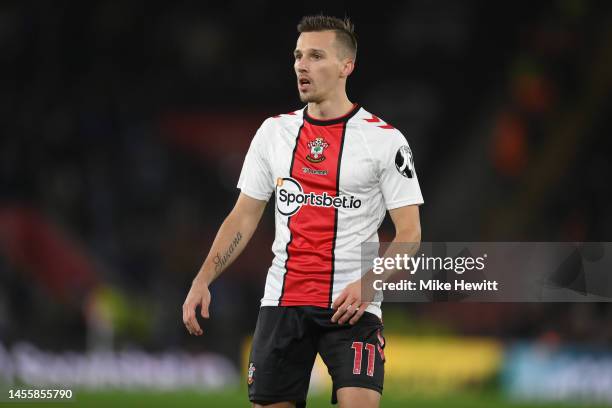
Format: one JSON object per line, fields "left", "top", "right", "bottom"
{"left": 340, "top": 58, "right": 355, "bottom": 78}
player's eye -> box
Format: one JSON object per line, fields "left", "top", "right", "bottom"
{"left": 312, "top": 54, "right": 321, "bottom": 59}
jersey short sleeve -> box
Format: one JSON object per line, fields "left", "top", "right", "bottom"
{"left": 237, "top": 120, "right": 274, "bottom": 201}
{"left": 379, "top": 131, "right": 424, "bottom": 210}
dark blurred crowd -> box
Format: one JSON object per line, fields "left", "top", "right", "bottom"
{"left": 1, "top": 1, "right": 611, "bottom": 363}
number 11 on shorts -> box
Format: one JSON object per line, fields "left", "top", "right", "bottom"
{"left": 351, "top": 341, "right": 375, "bottom": 376}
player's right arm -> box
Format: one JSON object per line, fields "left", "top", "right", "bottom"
{"left": 182, "top": 192, "right": 267, "bottom": 336}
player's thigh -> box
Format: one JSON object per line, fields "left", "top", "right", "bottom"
{"left": 318, "top": 311, "right": 386, "bottom": 403}
{"left": 248, "top": 307, "right": 316, "bottom": 406}
{"left": 336, "top": 386, "right": 380, "bottom": 408}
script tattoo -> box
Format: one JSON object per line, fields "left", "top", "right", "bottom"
{"left": 213, "top": 232, "right": 243, "bottom": 273}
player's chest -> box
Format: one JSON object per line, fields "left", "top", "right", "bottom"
{"left": 268, "top": 125, "right": 377, "bottom": 194}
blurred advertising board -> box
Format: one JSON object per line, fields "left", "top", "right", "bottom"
{"left": 0, "top": 342, "right": 237, "bottom": 390}
{"left": 383, "top": 336, "right": 503, "bottom": 392}
{"left": 503, "top": 343, "right": 612, "bottom": 404}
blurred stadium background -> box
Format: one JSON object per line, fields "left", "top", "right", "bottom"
{"left": 1, "top": 1, "right": 612, "bottom": 406}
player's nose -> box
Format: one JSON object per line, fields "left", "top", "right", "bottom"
{"left": 295, "top": 59, "right": 309, "bottom": 73}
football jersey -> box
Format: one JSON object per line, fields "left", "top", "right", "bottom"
{"left": 237, "top": 104, "right": 423, "bottom": 317}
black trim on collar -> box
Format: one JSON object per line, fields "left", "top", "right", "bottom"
{"left": 303, "top": 103, "right": 360, "bottom": 126}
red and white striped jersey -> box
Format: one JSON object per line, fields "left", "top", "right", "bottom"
{"left": 237, "top": 104, "right": 423, "bottom": 317}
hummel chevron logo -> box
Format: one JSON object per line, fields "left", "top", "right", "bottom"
{"left": 272, "top": 112, "right": 297, "bottom": 118}
{"left": 363, "top": 114, "right": 394, "bottom": 129}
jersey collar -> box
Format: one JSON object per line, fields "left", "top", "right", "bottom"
{"left": 303, "top": 103, "right": 360, "bottom": 126}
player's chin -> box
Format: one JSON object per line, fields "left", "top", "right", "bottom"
{"left": 298, "top": 91, "right": 317, "bottom": 103}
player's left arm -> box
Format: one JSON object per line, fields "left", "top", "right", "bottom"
{"left": 331, "top": 204, "right": 422, "bottom": 325}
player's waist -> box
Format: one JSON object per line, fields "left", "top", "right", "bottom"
{"left": 260, "top": 298, "right": 382, "bottom": 318}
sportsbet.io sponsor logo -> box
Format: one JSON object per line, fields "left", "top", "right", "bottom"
{"left": 276, "top": 177, "right": 361, "bottom": 216}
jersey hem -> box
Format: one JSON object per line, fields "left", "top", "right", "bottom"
{"left": 259, "top": 299, "right": 382, "bottom": 318}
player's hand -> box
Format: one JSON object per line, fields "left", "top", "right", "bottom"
{"left": 182, "top": 278, "right": 211, "bottom": 336}
{"left": 331, "top": 276, "right": 375, "bottom": 325}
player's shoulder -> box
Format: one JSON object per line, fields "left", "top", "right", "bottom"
{"left": 251, "top": 108, "right": 304, "bottom": 143}
{"left": 351, "top": 107, "right": 407, "bottom": 144}
{"left": 262, "top": 108, "right": 305, "bottom": 129}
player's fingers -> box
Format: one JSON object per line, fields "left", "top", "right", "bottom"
{"left": 332, "top": 291, "right": 348, "bottom": 310}
{"left": 331, "top": 303, "right": 346, "bottom": 322}
{"left": 338, "top": 302, "right": 359, "bottom": 325}
{"left": 349, "top": 303, "right": 369, "bottom": 325}
{"left": 183, "top": 302, "right": 202, "bottom": 335}
{"left": 191, "top": 317, "right": 202, "bottom": 335}
{"left": 188, "top": 308, "right": 202, "bottom": 335}
{"left": 192, "top": 301, "right": 204, "bottom": 335}
{"left": 331, "top": 299, "right": 353, "bottom": 323}
{"left": 200, "top": 299, "right": 210, "bottom": 319}
{"left": 182, "top": 303, "right": 194, "bottom": 334}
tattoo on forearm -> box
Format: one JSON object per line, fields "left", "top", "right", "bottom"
{"left": 213, "top": 232, "right": 243, "bottom": 274}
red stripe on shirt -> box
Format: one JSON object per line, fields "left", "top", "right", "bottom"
{"left": 280, "top": 120, "right": 346, "bottom": 307}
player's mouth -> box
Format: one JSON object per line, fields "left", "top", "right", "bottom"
{"left": 298, "top": 77, "right": 311, "bottom": 92}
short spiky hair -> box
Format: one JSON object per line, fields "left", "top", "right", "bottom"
{"left": 297, "top": 15, "right": 357, "bottom": 59}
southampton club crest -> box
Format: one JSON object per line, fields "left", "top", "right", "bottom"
{"left": 247, "top": 362, "right": 256, "bottom": 385}
{"left": 306, "top": 137, "right": 329, "bottom": 163}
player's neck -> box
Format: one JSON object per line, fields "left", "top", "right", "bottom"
{"left": 306, "top": 93, "right": 354, "bottom": 121}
